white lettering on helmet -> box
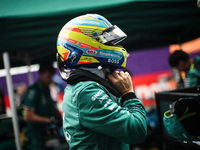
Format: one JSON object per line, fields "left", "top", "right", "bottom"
{"left": 108, "top": 58, "right": 120, "bottom": 64}
{"left": 76, "top": 20, "right": 100, "bottom": 25}
{"left": 99, "top": 51, "right": 121, "bottom": 59}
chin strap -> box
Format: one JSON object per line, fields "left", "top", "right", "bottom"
{"left": 67, "top": 70, "right": 121, "bottom": 97}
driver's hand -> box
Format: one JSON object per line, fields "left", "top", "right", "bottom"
{"left": 107, "top": 71, "right": 134, "bottom": 96}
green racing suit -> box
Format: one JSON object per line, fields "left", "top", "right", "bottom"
{"left": 185, "top": 56, "right": 200, "bottom": 87}
{"left": 62, "top": 79, "right": 147, "bottom": 150}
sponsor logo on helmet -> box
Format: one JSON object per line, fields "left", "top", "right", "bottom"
{"left": 68, "top": 19, "right": 108, "bottom": 28}
{"left": 86, "top": 50, "right": 97, "bottom": 55}
{"left": 99, "top": 51, "right": 121, "bottom": 59}
{"left": 77, "top": 20, "right": 101, "bottom": 26}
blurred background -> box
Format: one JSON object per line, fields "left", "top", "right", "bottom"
{"left": 0, "top": 0, "right": 200, "bottom": 150}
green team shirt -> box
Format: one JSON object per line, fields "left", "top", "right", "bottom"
{"left": 62, "top": 81, "right": 147, "bottom": 150}
{"left": 186, "top": 56, "right": 200, "bottom": 87}
{"left": 24, "top": 81, "right": 54, "bottom": 133}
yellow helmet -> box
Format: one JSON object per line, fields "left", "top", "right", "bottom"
{"left": 57, "top": 14, "right": 129, "bottom": 71}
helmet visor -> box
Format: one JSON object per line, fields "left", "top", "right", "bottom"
{"left": 99, "top": 25, "right": 127, "bottom": 45}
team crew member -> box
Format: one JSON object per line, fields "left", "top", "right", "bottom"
{"left": 169, "top": 50, "right": 200, "bottom": 87}
{"left": 23, "top": 62, "right": 62, "bottom": 150}
{"left": 57, "top": 14, "right": 147, "bottom": 150}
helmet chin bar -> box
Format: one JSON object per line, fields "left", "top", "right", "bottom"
{"left": 59, "top": 68, "right": 71, "bottom": 81}
{"left": 56, "top": 53, "right": 71, "bottom": 81}
{"left": 57, "top": 53, "right": 105, "bottom": 81}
